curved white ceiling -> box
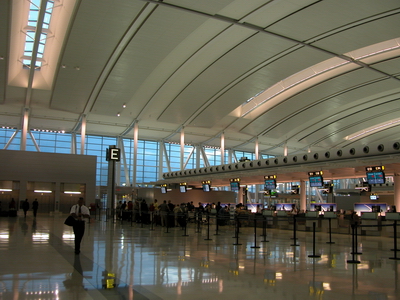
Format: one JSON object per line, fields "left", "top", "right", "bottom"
{"left": 1, "top": 0, "right": 400, "bottom": 157}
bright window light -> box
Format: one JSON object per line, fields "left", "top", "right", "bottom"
{"left": 22, "top": 0, "right": 56, "bottom": 69}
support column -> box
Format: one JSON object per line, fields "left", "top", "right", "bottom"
{"left": 80, "top": 115, "right": 86, "bottom": 155}
{"left": 133, "top": 121, "right": 138, "bottom": 187}
{"left": 255, "top": 137, "right": 259, "bottom": 160}
{"left": 394, "top": 173, "right": 400, "bottom": 210}
{"left": 300, "top": 180, "right": 307, "bottom": 212}
{"left": 283, "top": 142, "right": 288, "bottom": 156}
{"left": 158, "top": 140, "right": 164, "bottom": 181}
{"left": 20, "top": 108, "right": 30, "bottom": 151}
{"left": 71, "top": 133, "right": 76, "bottom": 154}
{"left": 180, "top": 127, "right": 184, "bottom": 170}
{"left": 195, "top": 145, "right": 201, "bottom": 169}
{"left": 54, "top": 181, "right": 60, "bottom": 213}
{"left": 221, "top": 132, "right": 225, "bottom": 164}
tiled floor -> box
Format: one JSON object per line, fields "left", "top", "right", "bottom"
{"left": 0, "top": 213, "right": 399, "bottom": 300}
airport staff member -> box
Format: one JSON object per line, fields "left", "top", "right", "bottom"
{"left": 69, "top": 197, "right": 90, "bottom": 254}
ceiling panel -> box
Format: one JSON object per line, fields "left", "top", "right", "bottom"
{"left": 51, "top": 0, "right": 147, "bottom": 112}
{"left": 191, "top": 46, "right": 331, "bottom": 130}
{"left": 312, "top": 13, "right": 400, "bottom": 54}
{"left": 266, "top": 0, "right": 400, "bottom": 43}
{"left": 237, "top": 69, "right": 400, "bottom": 153}
{"left": 93, "top": 5, "right": 209, "bottom": 116}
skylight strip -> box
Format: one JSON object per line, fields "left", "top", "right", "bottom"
{"left": 22, "top": 0, "right": 56, "bottom": 69}
{"left": 345, "top": 118, "right": 400, "bottom": 141}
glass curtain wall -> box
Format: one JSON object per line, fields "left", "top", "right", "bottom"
{"left": 0, "top": 128, "right": 263, "bottom": 187}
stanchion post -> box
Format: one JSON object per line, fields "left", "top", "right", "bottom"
{"left": 182, "top": 212, "right": 189, "bottom": 236}
{"left": 290, "top": 215, "right": 299, "bottom": 246}
{"left": 261, "top": 215, "right": 269, "bottom": 242}
{"left": 351, "top": 223, "right": 362, "bottom": 255}
{"left": 389, "top": 220, "right": 400, "bottom": 260}
{"left": 150, "top": 212, "right": 155, "bottom": 231}
{"left": 233, "top": 215, "right": 242, "bottom": 246}
{"left": 291, "top": 215, "right": 298, "bottom": 240}
{"left": 251, "top": 217, "right": 260, "bottom": 249}
{"left": 204, "top": 213, "right": 212, "bottom": 240}
{"left": 214, "top": 214, "right": 220, "bottom": 236}
{"left": 165, "top": 212, "right": 170, "bottom": 233}
{"left": 308, "top": 222, "right": 321, "bottom": 258}
{"left": 326, "top": 217, "right": 335, "bottom": 244}
{"left": 195, "top": 212, "right": 201, "bottom": 233}
{"left": 347, "top": 224, "right": 361, "bottom": 264}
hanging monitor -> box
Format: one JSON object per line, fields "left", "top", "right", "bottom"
{"left": 264, "top": 179, "right": 276, "bottom": 190}
{"left": 202, "top": 184, "right": 210, "bottom": 192}
{"left": 230, "top": 181, "right": 240, "bottom": 191}
{"left": 309, "top": 175, "right": 323, "bottom": 187}
{"left": 370, "top": 194, "right": 379, "bottom": 200}
{"left": 366, "top": 171, "right": 385, "bottom": 184}
{"left": 161, "top": 186, "right": 167, "bottom": 194}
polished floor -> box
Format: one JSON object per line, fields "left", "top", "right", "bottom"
{"left": 0, "top": 212, "right": 399, "bottom": 300}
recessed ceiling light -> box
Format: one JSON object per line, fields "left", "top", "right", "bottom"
{"left": 117, "top": 112, "right": 121, "bottom": 117}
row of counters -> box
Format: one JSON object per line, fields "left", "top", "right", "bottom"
{"left": 258, "top": 211, "right": 400, "bottom": 237}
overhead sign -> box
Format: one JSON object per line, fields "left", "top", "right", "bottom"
{"left": 106, "top": 147, "right": 121, "bottom": 161}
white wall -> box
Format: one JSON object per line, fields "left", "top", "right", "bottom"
{"left": 0, "top": 150, "right": 96, "bottom": 212}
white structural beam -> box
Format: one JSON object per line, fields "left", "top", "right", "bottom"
{"left": 220, "top": 132, "right": 225, "bottom": 165}
{"left": 80, "top": 115, "right": 86, "bottom": 155}
{"left": 20, "top": 108, "right": 29, "bottom": 151}
{"left": 133, "top": 121, "right": 138, "bottom": 186}
{"left": 180, "top": 127, "right": 184, "bottom": 170}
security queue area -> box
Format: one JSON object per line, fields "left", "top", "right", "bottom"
{"left": 0, "top": 207, "right": 399, "bottom": 300}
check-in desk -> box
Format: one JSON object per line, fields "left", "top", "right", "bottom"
{"left": 305, "top": 211, "right": 320, "bottom": 231}
{"left": 320, "top": 211, "right": 338, "bottom": 233}
{"left": 381, "top": 212, "right": 400, "bottom": 238}
{"left": 262, "top": 210, "right": 275, "bottom": 227}
{"left": 276, "top": 211, "right": 289, "bottom": 229}
{"left": 360, "top": 212, "right": 381, "bottom": 236}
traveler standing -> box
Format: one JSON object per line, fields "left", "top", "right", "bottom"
{"left": 32, "top": 199, "right": 39, "bottom": 217}
{"left": 22, "top": 199, "right": 30, "bottom": 218}
{"left": 69, "top": 198, "right": 90, "bottom": 254}
{"left": 159, "top": 200, "right": 170, "bottom": 227}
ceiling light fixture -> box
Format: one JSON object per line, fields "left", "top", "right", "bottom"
{"left": 122, "top": 104, "right": 126, "bottom": 108}
{"left": 117, "top": 113, "right": 121, "bottom": 117}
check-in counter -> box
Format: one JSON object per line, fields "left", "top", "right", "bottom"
{"left": 320, "top": 212, "right": 338, "bottom": 233}
{"left": 361, "top": 212, "right": 381, "bottom": 236}
{"left": 276, "top": 210, "right": 289, "bottom": 229}
{"left": 382, "top": 212, "right": 400, "bottom": 237}
{"left": 262, "top": 210, "right": 275, "bottom": 227}
{"left": 305, "top": 211, "right": 320, "bottom": 231}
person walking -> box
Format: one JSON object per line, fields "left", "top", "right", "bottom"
{"left": 69, "top": 198, "right": 90, "bottom": 254}
{"left": 32, "top": 199, "right": 39, "bottom": 218}
{"left": 22, "top": 199, "right": 30, "bottom": 218}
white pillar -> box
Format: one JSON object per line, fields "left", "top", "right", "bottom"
{"left": 80, "top": 115, "right": 86, "bottom": 155}
{"left": 255, "top": 137, "right": 259, "bottom": 160}
{"left": 180, "top": 127, "right": 184, "bottom": 170}
{"left": 394, "top": 173, "right": 400, "bottom": 210}
{"left": 300, "top": 180, "right": 307, "bottom": 212}
{"left": 20, "top": 108, "right": 30, "bottom": 151}
{"left": 220, "top": 132, "right": 225, "bottom": 165}
{"left": 133, "top": 121, "right": 138, "bottom": 187}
